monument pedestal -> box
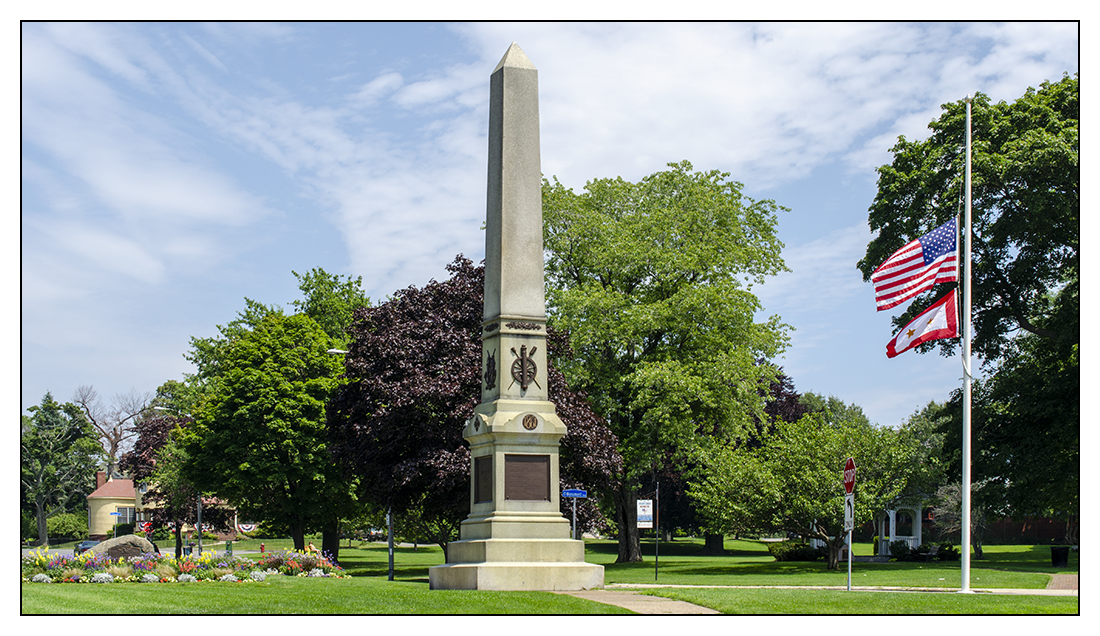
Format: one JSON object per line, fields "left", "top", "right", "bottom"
{"left": 429, "top": 396, "right": 603, "bottom": 590}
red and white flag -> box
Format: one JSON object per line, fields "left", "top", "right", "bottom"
{"left": 886, "top": 289, "right": 959, "bottom": 358}
{"left": 872, "top": 219, "right": 958, "bottom": 311}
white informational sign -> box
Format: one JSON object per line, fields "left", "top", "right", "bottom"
{"left": 637, "top": 499, "right": 653, "bottom": 529}
{"left": 844, "top": 493, "right": 855, "bottom": 532}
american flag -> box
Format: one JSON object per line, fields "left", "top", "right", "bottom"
{"left": 871, "top": 219, "right": 958, "bottom": 311}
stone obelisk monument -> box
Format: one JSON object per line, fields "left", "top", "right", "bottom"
{"left": 428, "top": 43, "right": 604, "bottom": 591}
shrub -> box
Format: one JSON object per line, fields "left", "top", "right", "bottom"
{"left": 91, "top": 573, "right": 115, "bottom": 584}
{"left": 31, "top": 573, "right": 51, "bottom": 583}
{"left": 250, "top": 571, "right": 266, "bottom": 582}
{"left": 889, "top": 540, "right": 914, "bottom": 561}
{"left": 768, "top": 541, "right": 824, "bottom": 562}
{"left": 177, "top": 573, "right": 197, "bottom": 583}
{"left": 937, "top": 542, "right": 961, "bottom": 561}
{"left": 115, "top": 522, "right": 135, "bottom": 535}
{"left": 219, "top": 573, "right": 239, "bottom": 582}
{"left": 141, "top": 573, "right": 160, "bottom": 583}
{"left": 47, "top": 513, "right": 89, "bottom": 541}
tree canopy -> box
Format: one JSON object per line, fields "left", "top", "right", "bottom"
{"left": 181, "top": 311, "right": 348, "bottom": 550}
{"left": 21, "top": 392, "right": 103, "bottom": 547}
{"left": 689, "top": 400, "right": 922, "bottom": 570}
{"left": 543, "top": 160, "right": 790, "bottom": 562}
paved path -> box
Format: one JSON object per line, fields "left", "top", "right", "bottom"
{"left": 562, "top": 579, "right": 1078, "bottom": 615}
{"left": 555, "top": 589, "right": 720, "bottom": 614}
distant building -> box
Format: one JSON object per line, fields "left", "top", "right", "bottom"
{"left": 86, "top": 470, "right": 237, "bottom": 541}
{"left": 86, "top": 471, "right": 137, "bottom": 540}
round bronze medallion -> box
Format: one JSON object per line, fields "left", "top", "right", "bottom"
{"left": 522, "top": 414, "right": 538, "bottom": 430}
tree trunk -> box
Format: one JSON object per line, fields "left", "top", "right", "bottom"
{"left": 699, "top": 533, "right": 726, "bottom": 555}
{"left": 174, "top": 523, "right": 184, "bottom": 560}
{"left": 291, "top": 524, "right": 306, "bottom": 551}
{"left": 321, "top": 524, "right": 341, "bottom": 564}
{"left": 613, "top": 481, "right": 642, "bottom": 563}
{"left": 36, "top": 504, "right": 49, "bottom": 548}
{"left": 826, "top": 535, "right": 847, "bottom": 570}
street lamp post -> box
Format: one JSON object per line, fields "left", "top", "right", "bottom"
{"left": 153, "top": 405, "right": 201, "bottom": 555}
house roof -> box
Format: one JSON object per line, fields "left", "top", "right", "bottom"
{"left": 87, "top": 477, "right": 135, "bottom": 500}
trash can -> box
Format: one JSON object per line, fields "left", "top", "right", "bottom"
{"left": 1051, "top": 546, "right": 1070, "bottom": 568}
{"left": 183, "top": 546, "right": 192, "bottom": 556}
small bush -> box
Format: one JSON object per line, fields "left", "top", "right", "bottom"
{"left": 31, "top": 573, "right": 51, "bottom": 583}
{"left": 889, "top": 540, "right": 914, "bottom": 561}
{"left": 115, "top": 522, "right": 135, "bottom": 535}
{"left": 937, "top": 542, "right": 961, "bottom": 561}
{"left": 177, "top": 573, "right": 197, "bottom": 583}
{"left": 91, "top": 573, "right": 115, "bottom": 584}
{"left": 768, "top": 541, "right": 824, "bottom": 562}
{"left": 47, "top": 513, "right": 89, "bottom": 541}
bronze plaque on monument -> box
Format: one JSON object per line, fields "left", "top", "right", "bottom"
{"left": 475, "top": 456, "right": 493, "bottom": 503}
{"left": 504, "top": 454, "right": 549, "bottom": 501}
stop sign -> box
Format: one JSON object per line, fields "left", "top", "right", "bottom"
{"left": 843, "top": 457, "right": 856, "bottom": 494}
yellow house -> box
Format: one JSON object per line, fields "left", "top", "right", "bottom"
{"left": 86, "top": 471, "right": 138, "bottom": 540}
{"left": 87, "top": 471, "right": 239, "bottom": 541}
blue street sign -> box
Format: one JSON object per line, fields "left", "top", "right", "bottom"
{"left": 562, "top": 489, "right": 587, "bottom": 498}
{"left": 109, "top": 512, "right": 122, "bottom": 516}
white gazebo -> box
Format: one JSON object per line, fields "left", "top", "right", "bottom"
{"left": 876, "top": 503, "right": 923, "bottom": 554}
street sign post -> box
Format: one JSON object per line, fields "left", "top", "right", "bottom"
{"left": 843, "top": 457, "right": 856, "bottom": 591}
{"left": 562, "top": 489, "right": 587, "bottom": 540}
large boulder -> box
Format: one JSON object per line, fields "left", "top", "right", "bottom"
{"left": 91, "top": 534, "right": 156, "bottom": 559}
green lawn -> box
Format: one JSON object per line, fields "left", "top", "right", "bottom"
{"left": 22, "top": 538, "right": 1078, "bottom": 615}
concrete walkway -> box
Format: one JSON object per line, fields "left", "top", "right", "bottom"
{"left": 555, "top": 589, "right": 720, "bottom": 614}
{"left": 560, "top": 577, "right": 1078, "bottom": 615}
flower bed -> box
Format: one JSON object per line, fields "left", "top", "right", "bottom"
{"left": 21, "top": 548, "right": 348, "bottom": 583}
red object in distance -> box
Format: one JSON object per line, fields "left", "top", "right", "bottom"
{"left": 843, "top": 457, "right": 856, "bottom": 494}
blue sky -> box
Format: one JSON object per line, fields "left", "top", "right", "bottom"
{"left": 19, "top": 20, "right": 1080, "bottom": 431}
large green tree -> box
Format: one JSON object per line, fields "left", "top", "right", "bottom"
{"left": 181, "top": 311, "right": 347, "bottom": 550}
{"left": 21, "top": 392, "right": 103, "bottom": 547}
{"left": 689, "top": 399, "right": 922, "bottom": 570}
{"left": 181, "top": 268, "right": 368, "bottom": 558}
{"left": 543, "top": 160, "right": 790, "bottom": 562}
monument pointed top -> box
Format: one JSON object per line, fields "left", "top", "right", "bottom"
{"left": 493, "top": 42, "right": 536, "bottom": 73}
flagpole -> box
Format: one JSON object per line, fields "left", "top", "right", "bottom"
{"left": 960, "top": 96, "right": 974, "bottom": 593}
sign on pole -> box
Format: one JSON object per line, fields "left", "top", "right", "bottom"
{"left": 843, "top": 457, "right": 856, "bottom": 591}
{"left": 562, "top": 489, "right": 587, "bottom": 540}
{"left": 843, "top": 457, "right": 856, "bottom": 494}
{"left": 637, "top": 499, "right": 653, "bottom": 529}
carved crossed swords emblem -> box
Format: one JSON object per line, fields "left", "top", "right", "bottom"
{"left": 510, "top": 345, "right": 539, "bottom": 391}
